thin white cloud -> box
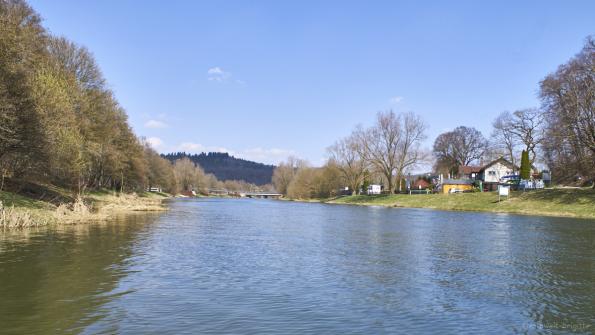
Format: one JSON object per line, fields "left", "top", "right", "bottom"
{"left": 389, "top": 96, "right": 404, "bottom": 104}
{"left": 207, "top": 67, "right": 246, "bottom": 85}
{"left": 178, "top": 142, "right": 206, "bottom": 152}
{"left": 207, "top": 67, "right": 224, "bottom": 75}
{"left": 207, "top": 67, "right": 232, "bottom": 82}
{"left": 144, "top": 119, "right": 168, "bottom": 129}
{"left": 146, "top": 137, "right": 163, "bottom": 149}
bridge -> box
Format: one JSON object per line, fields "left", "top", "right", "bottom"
{"left": 244, "top": 192, "right": 282, "bottom": 199}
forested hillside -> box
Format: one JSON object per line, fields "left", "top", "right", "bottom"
{"left": 0, "top": 0, "right": 176, "bottom": 194}
{"left": 163, "top": 152, "right": 275, "bottom": 185}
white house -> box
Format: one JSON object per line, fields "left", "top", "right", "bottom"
{"left": 478, "top": 157, "right": 517, "bottom": 190}
{"left": 367, "top": 184, "right": 382, "bottom": 195}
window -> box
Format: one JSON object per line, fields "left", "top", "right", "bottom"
{"left": 488, "top": 171, "right": 496, "bottom": 176}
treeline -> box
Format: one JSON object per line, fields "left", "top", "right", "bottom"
{"left": 273, "top": 37, "right": 594, "bottom": 198}
{"left": 0, "top": 0, "right": 275, "bottom": 196}
{"left": 170, "top": 157, "right": 274, "bottom": 194}
{"left": 0, "top": 0, "right": 174, "bottom": 194}
{"left": 273, "top": 111, "right": 428, "bottom": 198}
{"left": 0, "top": 1, "right": 265, "bottom": 196}
{"left": 162, "top": 152, "right": 274, "bottom": 185}
{"left": 433, "top": 37, "right": 594, "bottom": 185}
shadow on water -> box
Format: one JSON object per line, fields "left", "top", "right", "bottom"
{"left": 0, "top": 212, "right": 162, "bottom": 334}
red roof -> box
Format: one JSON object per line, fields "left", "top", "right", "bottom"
{"left": 459, "top": 165, "right": 482, "bottom": 175}
{"left": 413, "top": 179, "right": 430, "bottom": 189}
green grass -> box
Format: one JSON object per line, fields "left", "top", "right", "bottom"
{"left": 137, "top": 191, "right": 171, "bottom": 198}
{"left": 0, "top": 190, "right": 55, "bottom": 210}
{"left": 328, "top": 188, "right": 595, "bottom": 219}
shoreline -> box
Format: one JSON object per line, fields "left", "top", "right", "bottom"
{"left": 281, "top": 188, "right": 595, "bottom": 220}
{"left": 1, "top": 190, "right": 169, "bottom": 229}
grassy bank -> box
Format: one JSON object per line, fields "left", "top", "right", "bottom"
{"left": 0, "top": 184, "right": 169, "bottom": 228}
{"left": 323, "top": 188, "right": 595, "bottom": 219}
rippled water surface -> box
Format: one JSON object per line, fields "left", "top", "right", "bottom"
{"left": 0, "top": 198, "right": 593, "bottom": 334}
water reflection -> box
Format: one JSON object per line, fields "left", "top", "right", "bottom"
{"left": 0, "top": 213, "right": 161, "bottom": 334}
{"left": 0, "top": 199, "right": 593, "bottom": 334}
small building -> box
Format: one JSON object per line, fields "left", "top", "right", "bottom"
{"left": 208, "top": 188, "right": 229, "bottom": 196}
{"left": 441, "top": 179, "right": 474, "bottom": 194}
{"left": 412, "top": 179, "right": 430, "bottom": 190}
{"left": 479, "top": 157, "right": 517, "bottom": 191}
{"left": 180, "top": 190, "right": 197, "bottom": 197}
{"left": 339, "top": 186, "right": 352, "bottom": 196}
{"left": 367, "top": 184, "right": 382, "bottom": 195}
{"left": 458, "top": 165, "right": 482, "bottom": 180}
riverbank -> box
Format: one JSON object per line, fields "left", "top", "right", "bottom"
{"left": 295, "top": 188, "right": 595, "bottom": 219}
{"left": 0, "top": 185, "right": 169, "bottom": 228}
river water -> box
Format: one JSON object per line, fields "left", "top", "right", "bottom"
{"left": 0, "top": 198, "right": 593, "bottom": 334}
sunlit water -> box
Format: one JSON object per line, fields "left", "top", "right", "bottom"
{"left": 0, "top": 198, "right": 593, "bottom": 334}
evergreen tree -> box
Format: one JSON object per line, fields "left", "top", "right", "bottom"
{"left": 361, "top": 170, "right": 371, "bottom": 194}
{"left": 520, "top": 150, "right": 530, "bottom": 180}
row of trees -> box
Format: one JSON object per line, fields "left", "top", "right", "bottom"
{"left": 172, "top": 157, "right": 273, "bottom": 194}
{"left": 433, "top": 37, "right": 594, "bottom": 186}
{"left": 432, "top": 107, "right": 547, "bottom": 176}
{"left": 0, "top": 0, "right": 175, "bottom": 194}
{"left": 540, "top": 37, "right": 594, "bottom": 184}
{"left": 0, "top": 0, "right": 268, "bottom": 196}
{"left": 273, "top": 111, "right": 429, "bottom": 198}
{"left": 271, "top": 157, "right": 343, "bottom": 199}
{"left": 274, "top": 36, "right": 593, "bottom": 197}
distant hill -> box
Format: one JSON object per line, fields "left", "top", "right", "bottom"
{"left": 163, "top": 152, "right": 275, "bottom": 185}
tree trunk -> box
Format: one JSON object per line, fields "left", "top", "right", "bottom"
{"left": 386, "top": 174, "right": 393, "bottom": 194}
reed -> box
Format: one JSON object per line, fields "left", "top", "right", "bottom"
{"left": 0, "top": 201, "right": 43, "bottom": 228}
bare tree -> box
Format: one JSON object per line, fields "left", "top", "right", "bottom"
{"left": 357, "top": 112, "right": 401, "bottom": 194}
{"left": 395, "top": 112, "right": 428, "bottom": 190}
{"left": 433, "top": 126, "right": 487, "bottom": 174}
{"left": 501, "top": 109, "right": 545, "bottom": 165}
{"left": 357, "top": 111, "right": 427, "bottom": 194}
{"left": 272, "top": 156, "right": 307, "bottom": 195}
{"left": 492, "top": 112, "right": 520, "bottom": 167}
{"left": 327, "top": 131, "right": 366, "bottom": 195}
{"left": 540, "top": 36, "right": 595, "bottom": 185}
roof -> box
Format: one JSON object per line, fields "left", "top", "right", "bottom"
{"left": 413, "top": 179, "right": 430, "bottom": 188}
{"left": 479, "top": 157, "right": 517, "bottom": 172}
{"left": 459, "top": 165, "right": 482, "bottom": 174}
{"left": 442, "top": 179, "right": 475, "bottom": 185}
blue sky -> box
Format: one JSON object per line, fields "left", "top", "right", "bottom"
{"left": 29, "top": 0, "right": 594, "bottom": 165}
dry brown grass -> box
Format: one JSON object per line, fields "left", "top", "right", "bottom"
{"left": 0, "top": 201, "right": 52, "bottom": 228}
{"left": 94, "top": 193, "right": 167, "bottom": 213}
{"left": 53, "top": 197, "right": 102, "bottom": 224}
{"left": 1, "top": 190, "right": 168, "bottom": 228}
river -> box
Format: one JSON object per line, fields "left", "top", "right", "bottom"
{"left": 0, "top": 198, "right": 593, "bottom": 334}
